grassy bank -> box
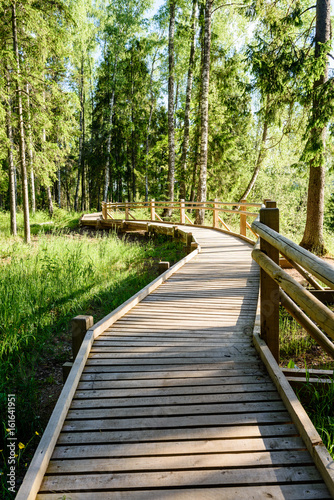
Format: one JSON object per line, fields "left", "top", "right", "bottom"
{"left": 279, "top": 308, "right": 334, "bottom": 459}
{"left": 0, "top": 210, "right": 185, "bottom": 496}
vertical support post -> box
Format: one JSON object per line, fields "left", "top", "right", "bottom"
{"left": 180, "top": 199, "right": 185, "bottom": 224}
{"left": 102, "top": 202, "right": 107, "bottom": 220}
{"left": 125, "top": 202, "right": 129, "bottom": 220}
{"left": 71, "top": 315, "right": 94, "bottom": 360}
{"left": 186, "top": 232, "right": 192, "bottom": 254}
{"left": 158, "top": 261, "right": 170, "bottom": 274}
{"left": 150, "top": 199, "right": 155, "bottom": 221}
{"left": 240, "top": 198, "right": 247, "bottom": 236}
{"left": 260, "top": 201, "right": 280, "bottom": 362}
{"left": 213, "top": 198, "right": 219, "bottom": 228}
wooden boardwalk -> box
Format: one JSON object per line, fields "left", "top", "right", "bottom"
{"left": 33, "top": 225, "right": 331, "bottom": 499}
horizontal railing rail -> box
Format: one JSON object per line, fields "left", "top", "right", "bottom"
{"left": 251, "top": 201, "right": 334, "bottom": 362}
{"left": 101, "top": 198, "right": 262, "bottom": 240}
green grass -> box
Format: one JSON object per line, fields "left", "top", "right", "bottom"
{"left": 0, "top": 210, "right": 185, "bottom": 497}
{"left": 297, "top": 373, "right": 334, "bottom": 459}
{"left": 279, "top": 307, "right": 318, "bottom": 361}
{"left": 279, "top": 307, "right": 334, "bottom": 459}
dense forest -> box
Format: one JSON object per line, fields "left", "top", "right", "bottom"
{"left": 0, "top": 0, "right": 334, "bottom": 253}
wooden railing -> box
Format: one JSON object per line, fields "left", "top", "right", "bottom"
{"left": 251, "top": 201, "right": 334, "bottom": 363}
{"left": 101, "top": 199, "right": 262, "bottom": 238}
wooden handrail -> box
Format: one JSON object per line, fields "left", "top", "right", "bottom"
{"left": 101, "top": 199, "right": 261, "bottom": 240}
{"left": 252, "top": 220, "right": 334, "bottom": 289}
{"left": 251, "top": 205, "right": 334, "bottom": 364}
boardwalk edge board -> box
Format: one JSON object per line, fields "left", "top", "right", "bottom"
{"left": 16, "top": 224, "right": 200, "bottom": 500}
{"left": 253, "top": 325, "right": 334, "bottom": 496}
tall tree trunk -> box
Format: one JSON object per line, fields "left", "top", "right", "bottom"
{"left": 239, "top": 117, "right": 268, "bottom": 202}
{"left": 81, "top": 87, "right": 86, "bottom": 211}
{"left": 75, "top": 56, "right": 84, "bottom": 211}
{"left": 12, "top": 1, "right": 30, "bottom": 243}
{"left": 130, "top": 52, "right": 136, "bottom": 201}
{"left": 104, "top": 55, "right": 117, "bottom": 203}
{"left": 47, "top": 186, "right": 54, "bottom": 216}
{"left": 145, "top": 48, "right": 159, "bottom": 202}
{"left": 180, "top": 0, "right": 197, "bottom": 200}
{"left": 5, "top": 69, "right": 17, "bottom": 235}
{"left": 165, "top": 0, "right": 176, "bottom": 216}
{"left": 26, "top": 84, "right": 36, "bottom": 214}
{"left": 300, "top": 0, "right": 331, "bottom": 255}
{"left": 58, "top": 167, "right": 61, "bottom": 208}
{"left": 195, "top": 0, "right": 212, "bottom": 224}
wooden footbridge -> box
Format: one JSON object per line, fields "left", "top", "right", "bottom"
{"left": 17, "top": 200, "right": 334, "bottom": 499}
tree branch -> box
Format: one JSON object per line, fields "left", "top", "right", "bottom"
{"left": 211, "top": 2, "right": 248, "bottom": 15}
{"left": 300, "top": 5, "right": 316, "bottom": 17}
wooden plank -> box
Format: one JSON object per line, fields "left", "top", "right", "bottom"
{"left": 85, "top": 355, "right": 259, "bottom": 365}
{"left": 80, "top": 369, "right": 267, "bottom": 381}
{"left": 36, "top": 483, "right": 333, "bottom": 500}
{"left": 40, "top": 466, "right": 323, "bottom": 491}
{"left": 62, "top": 412, "right": 291, "bottom": 432}
{"left": 70, "top": 391, "right": 279, "bottom": 409}
{"left": 83, "top": 361, "right": 266, "bottom": 372}
{"left": 57, "top": 423, "right": 299, "bottom": 445}
{"left": 88, "top": 348, "right": 254, "bottom": 357}
{"left": 47, "top": 450, "right": 313, "bottom": 474}
{"left": 66, "top": 401, "right": 285, "bottom": 419}
{"left": 74, "top": 382, "right": 275, "bottom": 399}
{"left": 77, "top": 374, "right": 270, "bottom": 388}
{"left": 52, "top": 437, "right": 306, "bottom": 460}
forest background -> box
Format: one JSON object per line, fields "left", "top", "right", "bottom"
{"left": 1, "top": 0, "right": 334, "bottom": 253}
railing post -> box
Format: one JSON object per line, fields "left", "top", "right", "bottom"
{"left": 71, "top": 315, "right": 94, "bottom": 360}
{"left": 180, "top": 199, "right": 185, "bottom": 224}
{"left": 260, "top": 201, "right": 280, "bottom": 362}
{"left": 150, "top": 199, "right": 155, "bottom": 221}
{"left": 240, "top": 198, "right": 247, "bottom": 236}
{"left": 102, "top": 202, "right": 107, "bottom": 220}
{"left": 125, "top": 202, "right": 129, "bottom": 221}
{"left": 213, "top": 198, "right": 219, "bottom": 228}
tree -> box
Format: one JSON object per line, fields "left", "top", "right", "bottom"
{"left": 196, "top": 0, "right": 213, "bottom": 224}
{"left": 300, "top": 0, "right": 331, "bottom": 254}
{"left": 12, "top": 0, "right": 30, "bottom": 243}
{"left": 179, "top": 0, "right": 197, "bottom": 200}
{"left": 166, "top": 0, "right": 176, "bottom": 215}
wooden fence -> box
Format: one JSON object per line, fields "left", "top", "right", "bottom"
{"left": 252, "top": 201, "right": 334, "bottom": 364}
{"left": 101, "top": 199, "right": 262, "bottom": 238}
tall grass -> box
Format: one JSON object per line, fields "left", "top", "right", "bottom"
{"left": 297, "top": 374, "right": 334, "bottom": 458}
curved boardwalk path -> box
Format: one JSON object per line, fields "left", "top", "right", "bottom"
{"left": 36, "top": 225, "right": 331, "bottom": 499}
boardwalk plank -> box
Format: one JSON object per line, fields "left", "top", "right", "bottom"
{"left": 36, "top": 484, "right": 333, "bottom": 499}
{"left": 40, "top": 466, "right": 323, "bottom": 491}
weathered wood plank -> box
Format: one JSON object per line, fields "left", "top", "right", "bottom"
{"left": 77, "top": 374, "right": 270, "bottom": 388}
{"left": 36, "top": 484, "right": 333, "bottom": 500}
{"left": 66, "top": 400, "right": 285, "bottom": 419}
{"left": 40, "top": 466, "right": 323, "bottom": 491}
{"left": 57, "top": 423, "right": 299, "bottom": 445}
{"left": 47, "top": 450, "right": 313, "bottom": 474}
{"left": 52, "top": 436, "right": 306, "bottom": 459}
{"left": 70, "top": 391, "right": 280, "bottom": 408}
{"left": 74, "top": 382, "right": 275, "bottom": 399}
{"left": 62, "top": 412, "right": 291, "bottom": 432}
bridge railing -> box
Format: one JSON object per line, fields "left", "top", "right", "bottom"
{"left": 251, "top": 201, "right": 334, "bottom": 363}
{"left": 101, "top": 199, "right": 262, "bottom": 238}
